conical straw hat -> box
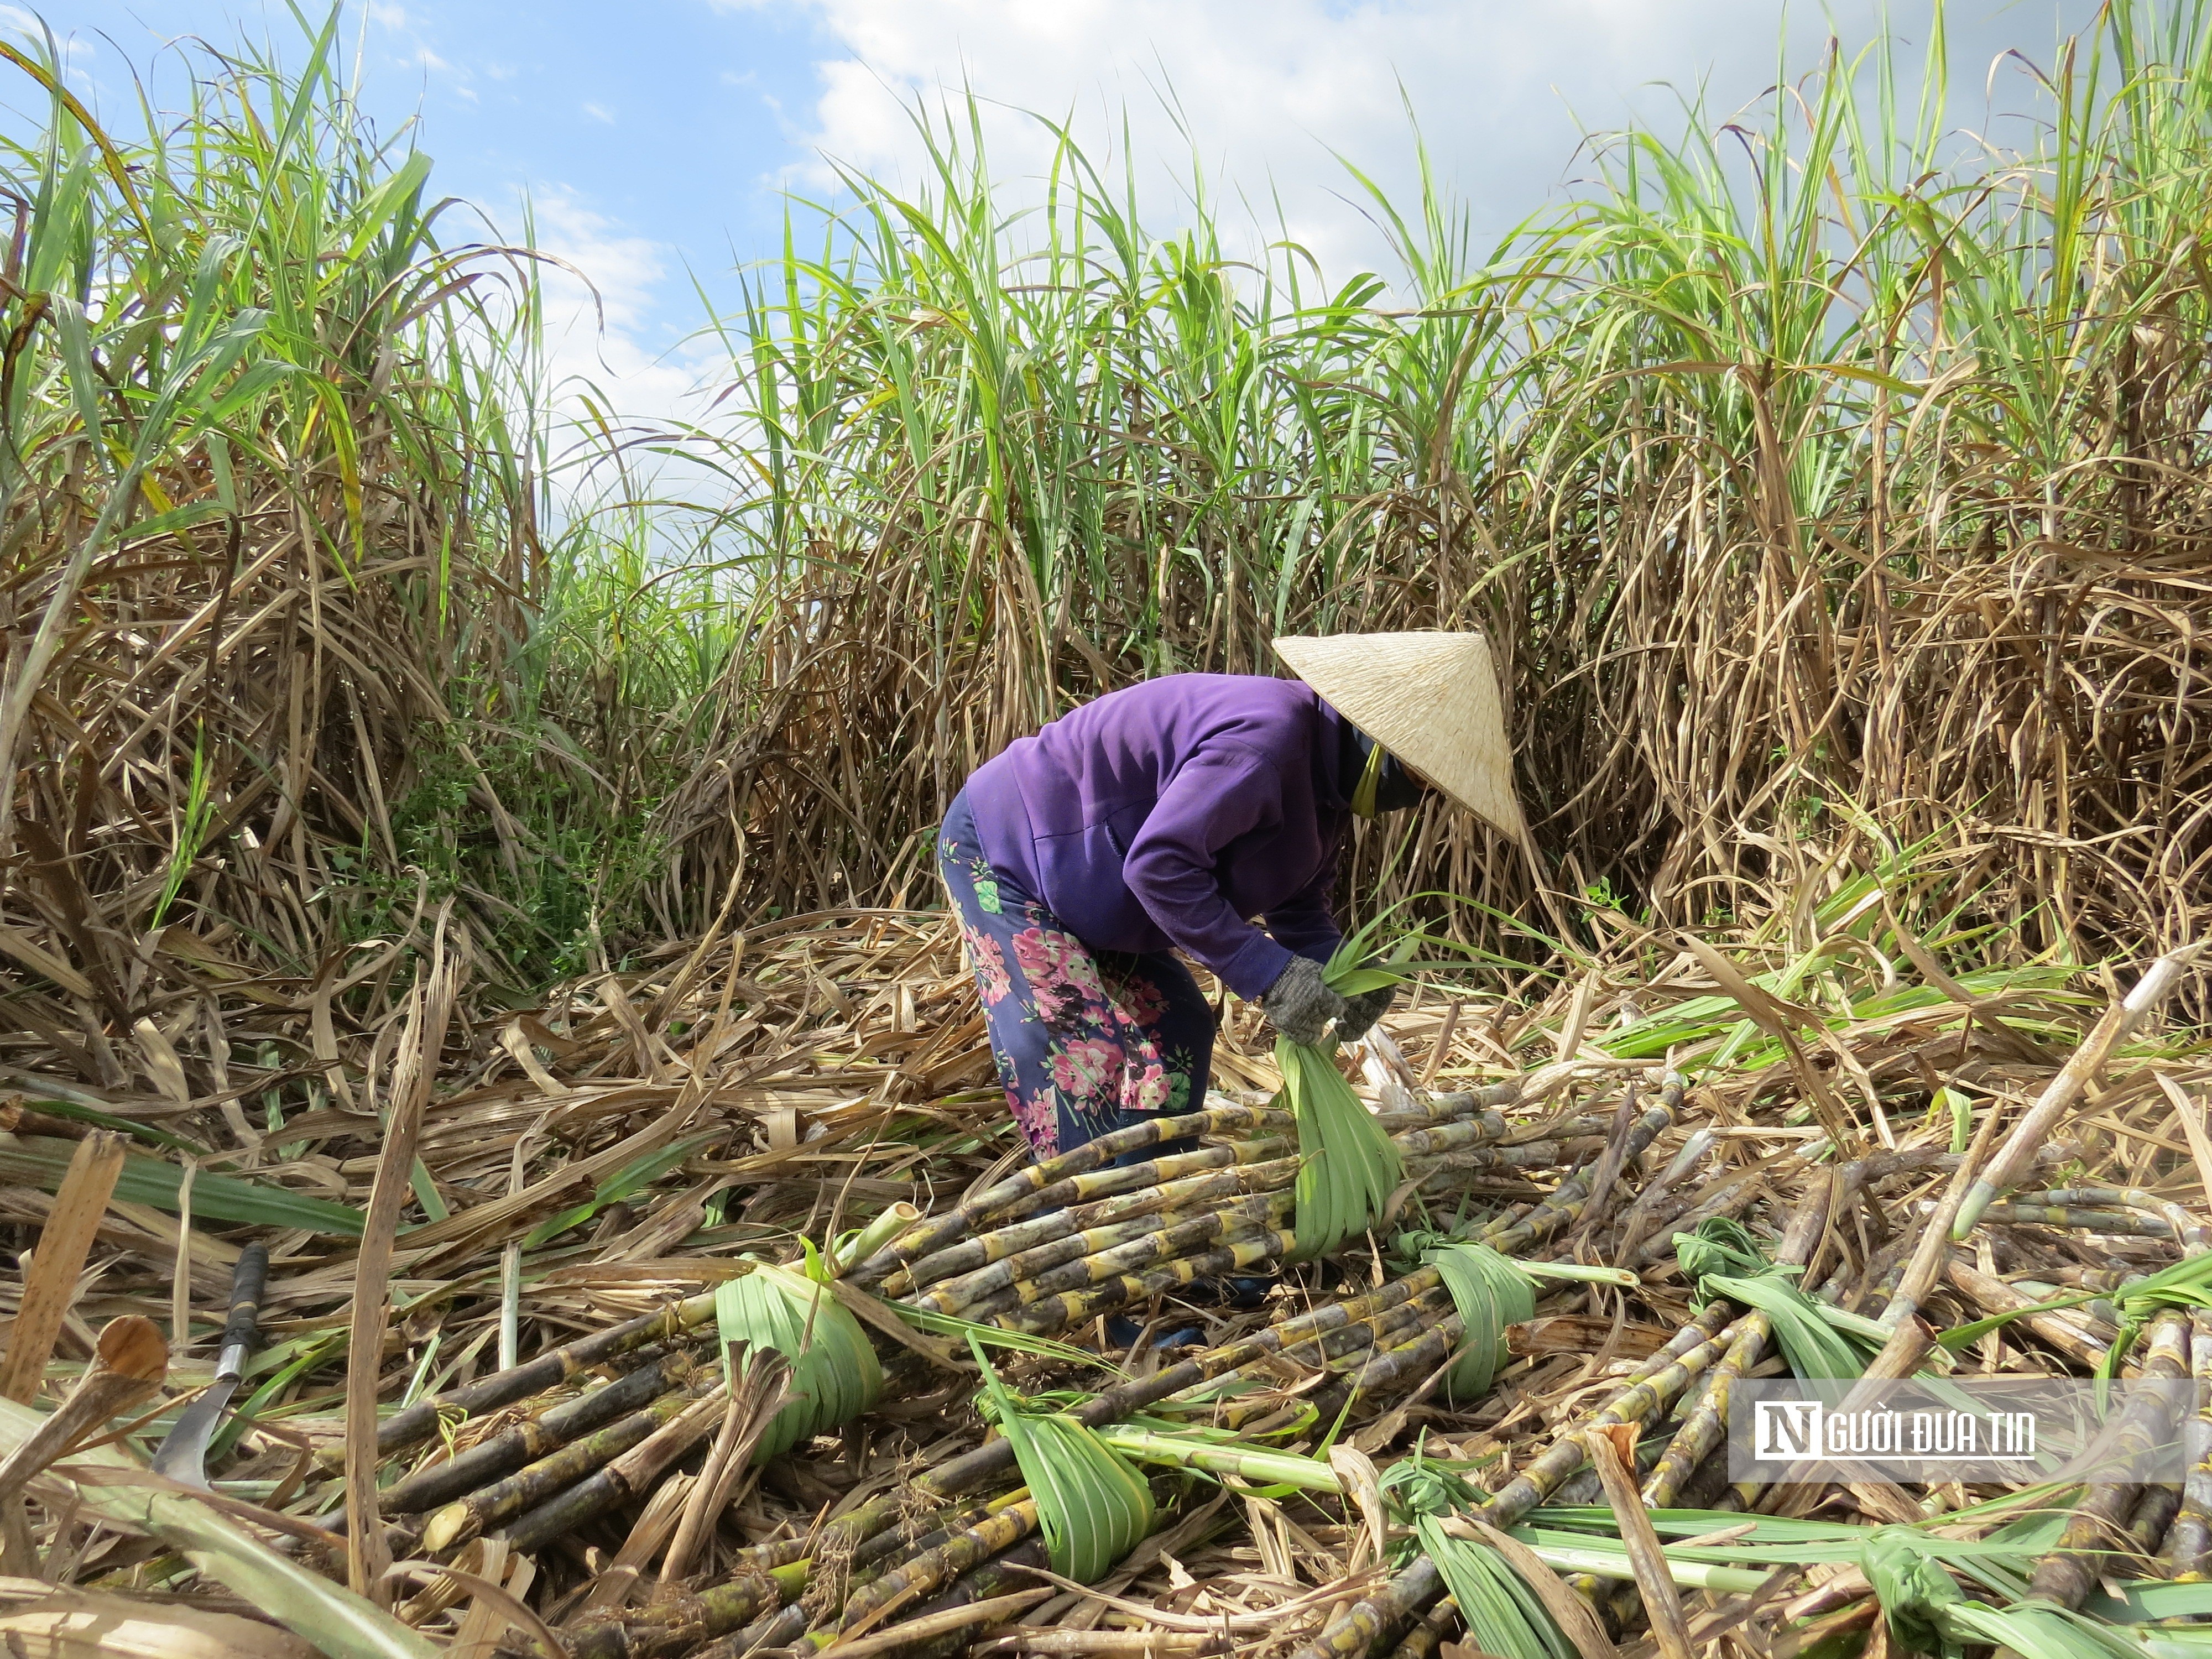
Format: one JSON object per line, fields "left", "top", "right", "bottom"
{"left": 1274, "top": 631, "right": 1525, "bottom": 838}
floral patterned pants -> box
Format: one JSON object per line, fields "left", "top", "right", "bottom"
{"left": 938, "top": 790, "right": 1216, "bottom": 1160}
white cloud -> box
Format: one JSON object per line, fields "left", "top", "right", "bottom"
{"left": 524, "top": 190, "right": 723, "bottom": 463}
{"left": 732, "top": 0, "right": 2099, "bottom": 286}
{"left": 582, "top": 101, "right": 616, "bottom": 124}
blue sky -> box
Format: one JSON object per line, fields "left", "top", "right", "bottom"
{"left": 5, "top": 0, "right": 2099, "bottom": 424}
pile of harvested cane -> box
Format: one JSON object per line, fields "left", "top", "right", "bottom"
{"left": 0, "top": 895, "right": 2208, "bottom": 1659}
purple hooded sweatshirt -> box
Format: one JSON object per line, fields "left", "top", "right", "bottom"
{"left": 962, "top": 675, "right": 1355, "bottom": 999}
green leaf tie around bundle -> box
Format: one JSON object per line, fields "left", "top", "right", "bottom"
{"left": 1861, "top": 1526, "right": 1968, "bottom": 1659}
{"left": 1416, "top": 1516, "right": 1579, "bottom": 1659}
{"left": 1280, "top": 940, "right": 1407, "bottom": 1261}
{"left": 1674, "top": 1217, "right": 1875, "bottom": 1380}
{"left": 972, "top": 1338, "right": 1153, "bottom": 1583}
{"left": 715, "top": 1255, "right": 882, "bottom": 1463}
{"left": 1425, "top": 1241, "right": 1537, "bottom": 1401}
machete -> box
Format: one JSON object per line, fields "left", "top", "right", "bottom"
{"left": 151, "top": 1241, "right": 268, "bottom": 1488}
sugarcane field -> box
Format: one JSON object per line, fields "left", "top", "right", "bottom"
{"left": 4, "top": 2, "right": 2212, "bottom": 1657}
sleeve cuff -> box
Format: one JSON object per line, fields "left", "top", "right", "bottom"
{"left": 1215, "top": 932, "right": 1295, "bottom": 1001}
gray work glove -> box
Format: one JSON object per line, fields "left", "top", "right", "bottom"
{"left": 1260, "top": 956, "right": 1347, "bottom": 1046}
{"left": 1337, "top": 984, "right": 1396, "bottom": 1045}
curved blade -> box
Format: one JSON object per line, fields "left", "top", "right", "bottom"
{"left": 150, "top": 1376, "right": 238, "bottom": 1489}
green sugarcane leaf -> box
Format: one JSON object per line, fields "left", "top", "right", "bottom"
{"left": 14, "top": 1101, "right": 208, "bottom": 1154}
{"left": 2094, "top": 1580, "right": 2212, "bottom": 1622}
{"left": 891, "top": 1304, "right": 1123, "bottom": 1373}
{"left": 0, "top": 1138, "right": 363, "bottom": 1235}
{"left": 1280, "top": 1036, "right": 1401, "bottom": 1262}
{"left": 521, "top": 1130, "right": 722, "bottom": 1249}
{"left": 1700, "top": 1272, "right": 1871, "bottom": 1379}
{"left": 1676, "top": 1218, "right": 1872, "bottom": 1379}
{"left": 1327, "top": 968, "right": 1401, "bottom": 995}
{"left": 1943, "top": 1601, "right": 2144, "bottom": 1659}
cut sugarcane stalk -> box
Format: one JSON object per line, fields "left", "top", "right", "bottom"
{"left": 372, "top": 1292, "right": 718, "bottom": 1457}
{"left": 801, "top": 1498, "right": 1043, "bottom": 1652}
{"left": 853, "top": 1105, "right": 1292, "bottom": 1285}
{"left": 378, "top": 1345, "right": 695, "bottom": 1518}
{"left": 420, "top": 1373, "right": 716, "bottom": 1551}
{"left": 888, "top": 1142, "right": 1294, "bottom": 1298}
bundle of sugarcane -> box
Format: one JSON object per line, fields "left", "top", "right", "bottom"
{"left": 351, "top": 1252, "right": 888, "bottom": 1563}
{"left": 1281, "top": 1181, "right": 1871, "bottom": 1659}
{"left": 354, "top": 1088, "right": 1582, "bottom": 1597}
{"left": 1279, "top": 1290, "right": 1774, "bottom": 1659}
{"left": 557, "top": 1251, "right": 1579, "bottom": 1659}
{"left": 857, "top": 1083, "right": 1587, "bottom": 1340}
{"left": 320, "top": 1299, "right": 727, "bottom": 1559}
{"left": 850, "top": 1105, "right": 1295, "bottom": 1290}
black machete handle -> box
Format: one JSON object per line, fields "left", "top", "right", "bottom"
{"left": 218, "top": 1243, "right": 269, "bottom": 1376}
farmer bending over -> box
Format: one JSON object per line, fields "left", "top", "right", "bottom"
{"left": 938, "top": 632, "right": 1519, "bottom": 1161}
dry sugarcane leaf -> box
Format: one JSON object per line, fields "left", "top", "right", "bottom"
{"left": 0, "top": 929, "right": 96, "bottom": 1001}
{"left": 0, "top": 1588, "right": 315, "bottom": 1658}
{"left": 1325, "top": 1444, "right": 1387, "bottom": 1573}
{"left": 346, "top": 919, "right": 461, "bottom": 1595}
{"left": 0, "top": 1392, "right": 433, "bottom": 1659}
{"left": 0, "top": 1130, "right": 125, "bottom": 1403}
{"left": 1677, "top": 934, "right": 1862, "bottom": 1155}
{"left": 498, "top": 1020, "right": 571, "bottom": 1098}
{"left": 129, "top": 1019, "right": 192, "bottom": 1110}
